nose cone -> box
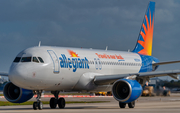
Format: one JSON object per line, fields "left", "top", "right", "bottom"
{"left": 9, "top": 64, "right": 28, "bottom": 88}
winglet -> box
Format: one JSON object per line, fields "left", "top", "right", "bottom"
{"left": 132, "top": 1, "right": 155, "bottom": 56}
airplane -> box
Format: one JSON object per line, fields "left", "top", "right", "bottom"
{"left": 1, "top": 1, "right": 180, "bottom": 110}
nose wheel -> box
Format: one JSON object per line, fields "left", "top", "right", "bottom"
{"left": 33, "top": 91, "right": 43, "bottom": 110}
{"left": 33, "top": 101, "right": 43, "bottom": 110}
{"left": 50, "top": 91, "right": 66, "bottom": 109}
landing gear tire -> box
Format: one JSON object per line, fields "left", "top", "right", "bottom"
{"left": 50, "top": 98, "right": 57, "bottom": 109}
{"left": 128, "top": 101, "right": 135, "bottom": 108}
{"left": 33, "top": 91, "right": 43, "bottom": 110}
{"left": 38, "top": 101, "right": 43, "bottom": 110}
{"left": 33, "top": 102, "right": 38, "bottom": 110}
{"left": 119, "top": 102, "right": 126, "bottom": 108}
{"left": 58, "top": 98, "right": 65, "bottom": 109}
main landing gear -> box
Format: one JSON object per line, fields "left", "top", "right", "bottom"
{"left": 33, "top": 90, "right": 43, "bottom": 110}
{"left": 119, "top": 101, "right": 135, "bottom": 108}
{"left": 50, "top": 91, "right": 66, "bottom": 109}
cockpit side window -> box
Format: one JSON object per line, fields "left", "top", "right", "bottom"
{"left": 21, "top": 57, "right": 32, "bottom": 62}
{"left": 13, "top": 57, "right": 21, "bottom": 62}
{"left": 38, "top": 57, "right": 44, "bottom": 63}
{"left": 33, "top": 57, "right": 39, "bottom": 63}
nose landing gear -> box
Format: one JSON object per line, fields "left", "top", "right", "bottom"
{"left": 33, "top": 90, "right": 43, "bottom": 110}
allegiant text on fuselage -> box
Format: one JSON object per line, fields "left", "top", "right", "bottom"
{"left": 59, "top": 54, "right": 89, "bottom": 72}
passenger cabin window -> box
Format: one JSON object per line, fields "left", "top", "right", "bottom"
{"left": 13, "top": 57, "right": 21, "bottom": 62}
{"left": 21, "top": 57, "right": 31, "bottom": 62}
{"left": 33, "top": 57, "right": 39, "bottom": 63}
{"left": 38, "top": 57, "right": 44, "bottom": 63}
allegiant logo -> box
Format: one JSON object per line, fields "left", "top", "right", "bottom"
{"left": 59, "top": 54, "right": 89, "bottom": 72}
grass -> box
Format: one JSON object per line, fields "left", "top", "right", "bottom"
{"left": 0, "top": 93, "right": 90, "bottom": 96}
{"left": 44, "top": 93, "right": 90, "bottom": 95}
{"left": 0, "top": 101, "right": 110, "bottom": 106}
{"left": 0, "top": 92, "right": 91, "bottom": 96}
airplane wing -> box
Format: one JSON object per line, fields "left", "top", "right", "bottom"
{"left": 94, "top": 70, "right": 180, "bottom": 85}
{"left": 0, "top": 72, "right": 8, "bottom": 77}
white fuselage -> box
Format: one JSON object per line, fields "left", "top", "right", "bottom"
{"left": 9, "top": 46, "right": 142, "bottom": 92}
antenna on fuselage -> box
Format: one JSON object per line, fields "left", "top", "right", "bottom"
{"left": 106, "top": 46, "right": 108, "bottom": 51}
{"left": 38, "top": 41, "right": 41, "bottom": 47}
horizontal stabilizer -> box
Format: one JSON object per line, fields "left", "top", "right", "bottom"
{"left": 153, "top": 60, "right": 180, "bottom": 66}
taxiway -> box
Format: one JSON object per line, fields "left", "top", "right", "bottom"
{"left": 0, "top": 95, "right": 180, "bottom": 113}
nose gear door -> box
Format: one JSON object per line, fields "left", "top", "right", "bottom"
{"left": 47, "top": 50, "right": 60, "bottom": 73}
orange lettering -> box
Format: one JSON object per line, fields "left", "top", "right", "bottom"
{"left": 95, "top": 53, "right": 101, "bottom": 58}
{"left": 116, "top": 54, "right": 124, "bottom": 59}
{"left": 95, "top": 53, "right": 124, "bottom": 59}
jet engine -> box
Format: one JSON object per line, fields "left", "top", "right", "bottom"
{"left": 112, "top": 79, "right": 142, "bottom": 103}
{"left": 3, "top": 82, "right": 34, "bottom": 103}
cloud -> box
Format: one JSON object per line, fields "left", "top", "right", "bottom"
{"left": 0, "top": 0, "right": 180, "bottom": 78}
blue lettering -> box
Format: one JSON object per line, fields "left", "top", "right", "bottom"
{"left": 68, "top": 58, "right": 72, "bottom": 68}
{"left": 62, "top": 54, "right": 68, "bottom": 68}
{"left": 81, "top": 59, "right": 85, "bottom": 68}
{"left": 72, "top": 58, "right": 77, "bottom": 72}
{"left": 59, "top": 54, "right": 89, "bottom": 72}
{"left": 85, "top": 57, "right": 89, "bottom": 69}
{"left": 59, "top": 57, "right": 64, "bottom": 68}
{"left": 78, "top": 58, "right": 82, "bottom": 68}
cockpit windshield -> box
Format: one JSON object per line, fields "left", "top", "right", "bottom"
{"left": 13, "top": 56, "right": 44, "bottom": 63}
{"left": 33, "top": 57, "right": 39, "bottom": 63}
{"left": 21, "top": 57, "right": 32, "bottom": 62}
{"left": 13, "top": 57, "right": 21, "bottom": 62}
{"left": 38, "top": 57, "right": 44, "bottom": 63}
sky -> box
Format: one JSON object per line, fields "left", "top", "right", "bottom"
{"left": 0, "top": 0, "right": 180, "bottom": 80}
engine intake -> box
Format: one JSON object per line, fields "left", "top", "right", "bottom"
{"left": 3, "top": 82, "right": 34, "bottom": 103}
{"left": 112, "top": 79, "right": 142, "bottom": 103}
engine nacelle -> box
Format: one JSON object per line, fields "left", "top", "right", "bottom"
{"left": 112, "top": 79, "right": 142, "bottom": 103}
{"left": 3, "top": 82, "right": 34, "bottom": 103}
